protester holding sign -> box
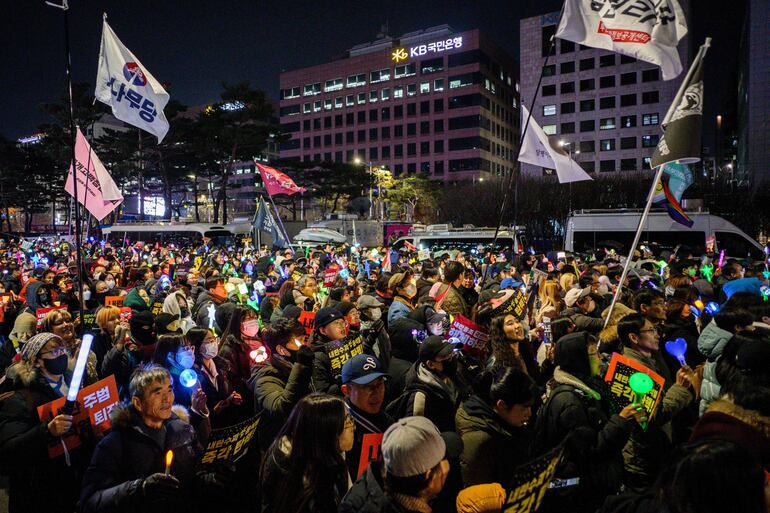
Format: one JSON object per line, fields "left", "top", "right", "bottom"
{"left": 341, "top": 354, "right": 394, "bottom": 479}
{"left": 251, "top": 318, "right": 314, "bottom": 453}
{"left": 309, "top": 307, "right": 349, "bottom": 394}
{"left": 0, "top": 333, "right": 85, "bottom": 513}
{"left": 42, "top": 309, "right": 98, "bottom": 386}
{"left": 617, "top": 313, "right": 696, "bottom": 490}
{"left": 532, "top": 332, "right": 645, "bottom": 513}
{"left": 79, "top": 364, "right": 214, "bottom": 513}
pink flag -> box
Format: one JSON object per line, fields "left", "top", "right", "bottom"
{"left": 65, "top": 129, "right": 124, "bottom": 221}
{"left": 256, "top": 163, "right": 306, "bottom": 197}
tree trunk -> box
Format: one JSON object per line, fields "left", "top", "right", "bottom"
{"left": 51, "top": 198, "right": 57, "bottom": 234}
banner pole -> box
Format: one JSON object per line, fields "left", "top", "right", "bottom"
{"left": 602, "top": 164, "right": 666, "bottom": 329}
{"left": 47, "top": 0, "right": 85, "bottom": 329}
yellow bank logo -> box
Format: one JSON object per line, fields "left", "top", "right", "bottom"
{"left": 391, "top": 48, "right": 408, "bottom": 62}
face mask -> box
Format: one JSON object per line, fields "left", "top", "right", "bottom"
{"left": 105, "top": 280, "right": 116, "bottom": 290}
{"left": 369, "top": 308, "right": 382, "bottom": 321}
{"left": 174, "top": 348, "right": 195, "bottom": 369}
{"left": 82, "top": 289, "right": 91, "bottom": 301}
{"left": 43, "top": 354, "right": 69, "bottom": 376}
{"left": 241, "top": 319, "right": 259, "bottom": 338}
{"left": 403, "top": 284, "right": 417, "bottom": 298}
{"left": 180, "top": 307, "right": 190, "bottom": 318}
{"left": 200, "top": 341, "right": 219, "bottom": 359}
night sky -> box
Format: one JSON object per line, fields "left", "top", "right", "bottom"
{"left": 1, "top": 0, "right": 744, "bottom": 144}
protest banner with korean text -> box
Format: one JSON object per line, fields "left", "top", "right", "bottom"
{"left": 36, "top": 375, "right": 120, "bottom": 458}
{"left": 199, "top": 415, "right": 260, "bottom": 467}
{"left": 324, "top": 334, "right": 364, "bottom": 373}
{"left": 604, "top": 352, "right": 665, "bottom": 422}
{"left": 503, "top": 445, "right": 563, "bottom": 513}
{"left": 104, "top": 295, "right": 124, "bottom": 307}
{"left": 446, "top": 315, "right": 489, "bottom": 359}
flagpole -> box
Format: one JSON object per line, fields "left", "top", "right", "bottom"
{"left": 46, "top": 0, "right": 85, "bottom": 326}
{"left": 602, "top": 165, "right": 665, "bottom": 328}
{"left": 480, "top": 2, "right": 566, "bottom": 286}
{"left": 265, "top": 192, "right": 293, "bottom": 253}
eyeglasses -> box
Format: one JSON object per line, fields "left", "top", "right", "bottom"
{"left": 639, "top": 328, "right": 658, "bottom": 334}
{"left": 40, "top": 346, "right": 67, "bottom": 358}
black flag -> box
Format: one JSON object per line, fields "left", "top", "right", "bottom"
{"left": 651, "top": 39, "right": 711, "bottom": 168}
{"left": 252, "top": 197, "right": 288, "bottom": 248}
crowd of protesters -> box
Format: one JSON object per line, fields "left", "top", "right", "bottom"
{"left": 0, "top": 235, "right": 769, "bottom": 513}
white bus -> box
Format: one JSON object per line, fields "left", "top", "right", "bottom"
{"left": 565, "top": 210, "right": 764, "bottom": 260}
{"left": 392, "top": 224, "right": 526, "bottom": 254}
{"left": 102, "top": 222, "right": 252, "bottom": 246}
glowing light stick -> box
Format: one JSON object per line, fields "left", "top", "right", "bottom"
{"left": 249, "top": 346, "right": 269, "bottom": 364}
{"left": 207, "top": 303, "right": 216, "bottom": 330}
{"left": 761, "top": 286, "right": 770, "bottom": 302}
{"left": 238, "top": 283, "right": 249, "bottom": 295}
{"left": 63, "top": 333, "right": 94, "bottom": 414}
{"left": 165, "top": 450, "right": 173, "bottom": 476}
{"left": 705, "top": 301, "right": 720, "bottom": 315}
{"left": 179, "top": 369, "right": 198, "bottom": 388}
{"left": 700, "top": 264, "right": 714, "bottom": 283}
{"left": 717, "top": 250, "right": 725, "bottom": 269}
{"left": 664, "top": 337, "right": 688, "bottom": 367}
{"left": 628, "top": 372, "right": 654, "bottom": 430}
{"left": 694, "top": 299, "right": 705, "bottom": 311}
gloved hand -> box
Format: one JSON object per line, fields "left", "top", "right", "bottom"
{"left": 296, "top": 345, "right": 315, "bottom": 367}
{"left": 369, "top": 319, "right": 385, "bottom": 335}
{"left": 142, "top": 473, "right": 180, "bottom": 499}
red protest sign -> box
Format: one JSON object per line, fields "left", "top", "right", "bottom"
{"left": 104, "top": 295, "right": 124, "bottom": 307}
{"left": 323, "top": 265, "right": 339, "bottom": 287}
{"left": 36, "top": 374, "right": 120, "bottom": 458}
{"left": 446, "top": 315, "right": 490, "bottom": 359}
{"left": 36, "top": 305, "right": 67, "bottom": 329}
{"left": 298, "top": 310, "right": 316, "bottom": 335}
{"left": 604, "top": 352, "right": 665, "bottom": 422}
{"left": 357, "top": 432, "right": 384, "bottom": 478}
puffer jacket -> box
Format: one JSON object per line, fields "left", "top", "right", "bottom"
{"left": 79, "top": 404, "right": 207, "bottom": 513}
{"left": 0, "top": 363, "right": 85, "bottom": 513}
{"left": 697, "top": 320, "right": 734, "bottom": 415}
{"left": 621, "top": 347, "right": 693, "bottom": 487}
{"left": 455, "top": 394, "right": 531, "bottom": 486}
{"left": 390, "top": 362, "right": 465, "bottom": 432}
{"left": 532, "top": 367, "right": 632, "bottom": 513}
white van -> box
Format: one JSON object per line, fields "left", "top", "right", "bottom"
{"left": 393, "top": 224, "right": 526, "bottom": 254}
{"left": 565, "top": 210, "right": 764, "bottom": 260}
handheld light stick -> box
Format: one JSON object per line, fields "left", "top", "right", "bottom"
{"left": 717, "top": 250, "right": 725, "bottom": 269}
{"left": 63, "top": 333, "right": 94, "bottom": 414}
{"left": 165, "top": 450, "right": 173, "bottom": 476}
{"left": 664, "top": 337, "right": 688, "bottom": 367}
{"left": 701, "top": 264, "right": 714, "bottom": 283}
{"left": 179, "top": 369, "right": 198, "bottom": 388}
{"left": 628, "top": 372, "right": 654, "bottom": 430}
{"left": 207, "top": 303, "right": 216, "bottom": 331}
{"left": 761, "top": 286, "right": 770, "bottom": 302}
{"left": 250, "top": 346, "right": 269, "bottom": 364}
{"left": 705, "top": 301, "right": 720, "bottom": 315}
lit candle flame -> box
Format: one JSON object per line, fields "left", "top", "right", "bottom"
{"left": 165, "top": 450, "right": 173, "bottom": 476}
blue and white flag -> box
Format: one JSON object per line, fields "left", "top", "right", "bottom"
{"left": 94, "top": 20, "right": 169, "bottom": 142}
{"left": 252, "top": 197, "right": 288, "bottom": 248}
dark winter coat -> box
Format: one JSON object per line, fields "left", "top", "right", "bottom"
{"left": 432, "top": 282, "right": 469, "bottom": 318}
{"left": 455, "top": 394, "right": 532, "bottom": 487}
{"left": 345, "top": 398, "right": 394, "bottom": 480}
{"left": 249, "top": 355, "right": 312, "bottom": 453}
{"left": 559, "top": 306, "right": 604, "bottom": 334}
{"left": 339, "top": 460, "right": 417, "bottom": 513}
{"left": 0, "top": 363, "right": 86, "bottom": 513}
{"left": 389, "top": 361, "right": 465, "bottom": 432}
{"left": 79, "top": 404, "right": 205, "bottom": 513}
{"left": 532, "top": 367, "right": 633, "bottom": 513}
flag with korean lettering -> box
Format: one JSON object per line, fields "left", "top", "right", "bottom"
{"left": 555, "top": 0, "right": 688, "bottom": 80}
{"left": 95, "top": 20, "right": 169, "bottom": 142}
{"left": 256, "top": 162, "right": 307, "bottom": 196}
{"left": 651, "top": 39, "right": 710, "bottom": 168}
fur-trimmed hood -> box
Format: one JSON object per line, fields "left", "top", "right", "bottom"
{"left": 552, "top": 367, "right": 601, "bottom": 401}
{"left": 109, "top": 402, "right": 191, "bottom": 430}
{"left": 4, "top": 361, "right": 40, "bottom": 387}
{"left": 705, "top": 398, "right": 770, "bottom": 439}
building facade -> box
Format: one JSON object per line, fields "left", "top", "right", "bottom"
{"left": 737, "top": 0, "right": 770, "bottom": 186}
{"left": 519, "top": 10, "right": 690, "bottom": 176}
{"left": 278, "top": 25, "right": 520, "bottom": 182}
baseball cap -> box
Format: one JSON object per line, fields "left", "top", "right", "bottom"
{"left": 314, "top": 306, "right": 344, "bottom": 329}
{"left": 419, "top": 335, "right": 462, "bottom": 363}
{"left": 382, "top": 416, "right": 463, "bottom": 477}
{"left": 735, "top": 339, "right": 770, "bottom": 376}
{"left": 357, "top": 294, "right": 384, "bottom": 310}
{"left": 341, "top": 353, "right": 387, "bottom": 385}
{"left": 564, "top": 287, "right": 591, "bottom": 308}
{"left": 388, "top": 272, "right": 409, "bottom": 291}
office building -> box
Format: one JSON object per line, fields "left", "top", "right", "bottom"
{"left": 519, "top": 10, "right": 690, "bottom": 175}
{"left": 737, "top": 0, "right": 770, "bottom": 186}
{"left": 278, "top": 25, "right": 520, "bottom": 182}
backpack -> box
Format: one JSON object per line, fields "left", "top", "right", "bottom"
{"left": 385, "top": 381, "right": 433, "bottom": 420}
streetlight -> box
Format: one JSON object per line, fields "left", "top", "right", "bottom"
{"left": 354, "top": 157, "right": 375, "bottom": 219}
{"left": 560, "top": 141, "right": 579, "bottom": 213}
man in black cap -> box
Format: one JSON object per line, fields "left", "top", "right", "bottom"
{"left": 390, "top": 336, "right": 467, "bottom": 432}
{"left": 309, "top": 306, "right": 349, "bottom": 394}
{"left": 341, "top": 353, "right": 394, "bottom": 479}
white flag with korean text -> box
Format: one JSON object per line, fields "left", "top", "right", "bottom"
{"left": 518, "top": 105, "right": 592, "bottom": 184}
{"left": 556, "top": 0, "right": 688, "bottom": 80}
{"left": 94, "top": 20, "right": 169, "bottom": 142}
